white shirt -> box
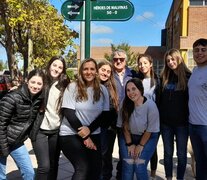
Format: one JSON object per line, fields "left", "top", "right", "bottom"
{"left": 59, "top": 82, "right": 109, "bottom": 135}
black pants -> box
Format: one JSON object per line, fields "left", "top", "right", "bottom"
{"left": 59, "top": 134, "right": 102, "bottom": 180}
{"left": 101, "top": 128, "right": 116, "bottom": 180}
{"left": 116, "top": 128, "right": 123, "bottom": 180}
{"left": 32, "top": 130, "right": 60, "bottom": 180}
{"left": 150, "top": 148, "right": 158, "bottom": 171}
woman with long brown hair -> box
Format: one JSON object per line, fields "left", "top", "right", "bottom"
{"left": 159, "top": 49, "right": 191, "bottom": 180}
{"left": 59, "top": 58, "right": 109, "bottom": 180}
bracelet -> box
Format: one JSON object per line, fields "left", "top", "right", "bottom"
{"left": 83, "top": 135, "right": 90, "bottom": 140}
{"left": 139, "top": 143, "right": 144, "bottom": 147}
{"left": 125, "top": 142, "right": 133, "bottom": 146}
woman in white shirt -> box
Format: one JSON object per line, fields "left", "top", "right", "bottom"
{"left": 59, "top": 58, "right": 109, "bottom": 180}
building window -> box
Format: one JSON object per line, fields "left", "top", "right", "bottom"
{"left": 153, "top": 59, "right": 164, "bottom": 75}
{"left": 190, "top": 0, "right": 207, "bottom": 5}
{"left": 187, "top": 49, "right": 196, "bottom": 71}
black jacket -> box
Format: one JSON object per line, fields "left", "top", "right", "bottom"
{"left": 159, "top": 71, "right": 191, "bottom": 127}
{"left": 0, "top": 84, "right": 43, "bottom": 156}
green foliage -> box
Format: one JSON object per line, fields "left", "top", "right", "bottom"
{"left": 66, "top": 68, "right": 77, "bottom": 80}
{"left": 104, "top": 42, "right": 139, "bottom": 70}
{"left": 0, "top": 60, "right": 8, "bottom": 71}
{"left": 0, "top": 60, "right": 4, "bottom": 71}
{"left": 64, "top": 49, "right": 78, "bottom": 68}
{"left": 0, "top": 0, "right": 78, "bottom": 75}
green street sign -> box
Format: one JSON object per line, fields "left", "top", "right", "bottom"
{"left": 61, "top": 1, "right": 84, "bottom": 21}
{"left": 91, "top": 1, "right": 134, "bottom": 21}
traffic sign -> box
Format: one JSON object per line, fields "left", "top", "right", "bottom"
{"left": 61, "top": 1, "right": 84, "bottom": 21}
{"left": 91, "top": 1, "right": 134, "bottom": 21}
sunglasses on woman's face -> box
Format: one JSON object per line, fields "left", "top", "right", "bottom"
{"left": 113, "top": 58, "right": 125, "bottom": 62}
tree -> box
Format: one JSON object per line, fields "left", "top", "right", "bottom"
{"left": 0, "top": 0, "right": 78, "bottom": 79}
{"left": 104, "top": 42, "right": 139, "bottom": 70}
{"left": 0, "top": 60, "right": 4, "bottom": 71}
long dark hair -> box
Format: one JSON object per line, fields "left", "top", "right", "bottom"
{"left": 45, "top": 56, "right": 70, "bottom": 113}
{"left": 137, "top": 54, "right": 156, "bottom": 88}
{"left": 27, "top": 68, "right": 45, "bottom": 83}
{"left": 121, "top": 78, "right": 144, "bottom": 125}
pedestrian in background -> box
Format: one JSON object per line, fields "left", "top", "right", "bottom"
{"left": 117, "top": 78, "right": 159, "bottom": 180}
{"left": 30, "top": 56, "right": 69, "bottom": 180}
{"left": 137, "top": 54, "right": 160, "bottom": 179}
{"left": 0, "top": 69, "right": 45, "bottom": 180}
{"left": 97, "top": 60, "right": 119, "bottom": 180}
{"left": 0, "top": 74, "right": 12, "bottom": 100}
{"left": 159, "top": 49, "right": 191, "bottom": 180}
{"left": 188, "top": 38, "right": 207, "bottom": 180}
{"left": 59, "top": 58, "right": 109, "bottom": 180}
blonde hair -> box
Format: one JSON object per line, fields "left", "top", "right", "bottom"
{"left": 161, "top": 49, "right": 191, "bottom": 90}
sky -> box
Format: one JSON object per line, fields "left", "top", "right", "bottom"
{"left": 0, "top": 0, "right": 173, "bottom": 63}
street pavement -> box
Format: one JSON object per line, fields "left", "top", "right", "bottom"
{"left": 6, "top": 138, "right": 195, "bottom": 180}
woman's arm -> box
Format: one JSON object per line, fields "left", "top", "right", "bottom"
{"left": 62, "top": 108, "right": 82, "bottom": 132}
{"left": 139, "top": 131, "right": 151, "bottom": 147}
{"left": 123, "top": 121, "right": 136, "bottom": 157}
{"left": 134, "top": 131, "right": 151, "bottom": 158}
{"left": 0, "top": 94, "right": 16, "bottom": 156}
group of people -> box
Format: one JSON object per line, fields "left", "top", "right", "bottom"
{"left": 0, "top": 38, "right": 206, "bottom": 180}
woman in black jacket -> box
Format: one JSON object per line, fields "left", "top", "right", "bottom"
{"left": 0, "top": 69, "right": 45, "bottom": 180}
{"left": 159, "top": 49, "right": 191, "bottom": 180}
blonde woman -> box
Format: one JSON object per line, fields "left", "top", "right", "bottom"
{"left": 159, "top": 49, "right": 191, "bottom": 180}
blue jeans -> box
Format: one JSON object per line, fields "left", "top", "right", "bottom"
{"left": 189, "top": 124, "right": 207, "bottom": 180}
{"left": 0, "top": 144, "right": 34, "bottom": 180}
{"left": 120, "top": 132, "right": 159, "bottom": 180}
{"left": 161, "top": 124, "right": 188, "bottom": 179}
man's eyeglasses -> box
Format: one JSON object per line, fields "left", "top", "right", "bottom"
{"left": 113, "top": 58, "right": 125, "bottom": 62}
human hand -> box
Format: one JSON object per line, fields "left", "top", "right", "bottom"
{"left": 83, "top": 137, "right": 97, "bottom": 150}
{"left": 127, "top": 144, "right": 136, "bottom": 158}
{"left": 134, "top": 144, "right": 144, "bottom": 158}
{"left": 78, "top": 126, "right": 90, "bottom": 138}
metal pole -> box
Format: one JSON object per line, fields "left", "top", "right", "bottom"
{"left": 80, "top": 1, "right": 85, "bottom": 61}
{"left": 85, "top": 0, "right": 90, "bottom": 58}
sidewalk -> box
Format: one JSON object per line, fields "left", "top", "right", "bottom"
{"left": 6, "top": 138, "right": 195, "bottom": 180}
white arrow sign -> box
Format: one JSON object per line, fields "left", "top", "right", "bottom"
{"left": 67, "top": 4, "right": 79, "bottom": 10}
{"left": 68, "top": 11, "right": 80, "bottom": 16}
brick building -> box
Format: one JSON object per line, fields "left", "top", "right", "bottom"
{"left": 163, "top": 0, "right": 207, "bottom": 70}
{"left": 77, "top": 46, "right": 166, "bottom": 73}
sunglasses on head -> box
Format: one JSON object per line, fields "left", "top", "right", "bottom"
{"left": 113, "top": 58, "right": 125, "bottom": 62}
